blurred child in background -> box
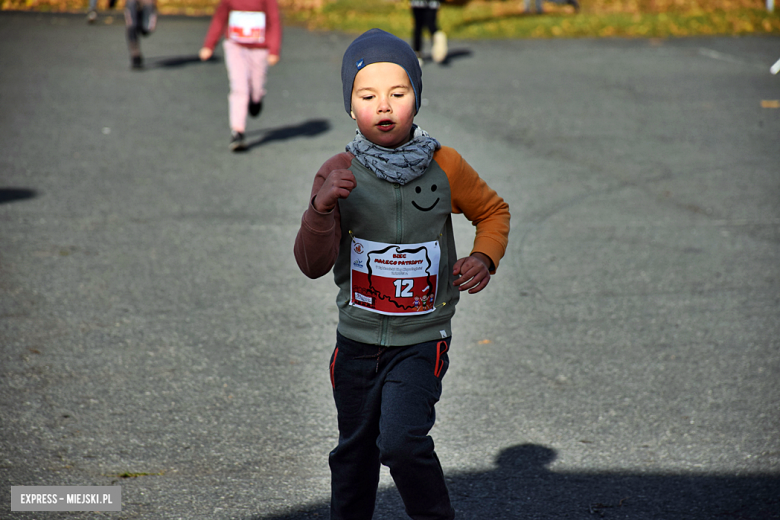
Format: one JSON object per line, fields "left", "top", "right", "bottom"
{"left": 199, "top": 0, "right": 282, "bottom": 151}
{"left": 125, "top": 0, "right": 157, "bottom": 69}
{"left": 525, "top": 0, "right": 579, "bottom": 14}
{"left": 86, "top": 0, "right": 117, "bottom": 24}
{"left": 411, "top": 0, "right": 447, "bottom": 64}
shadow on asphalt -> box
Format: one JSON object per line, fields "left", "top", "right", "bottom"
{"left": 143, "top": 55, "right": 221, "bottom": 69}
{"left": 420, "top": 48, "right": 473, "bottom": 68}
{"left": 0, "top": 188, "right": 37, "bottom": 205}
{"left": 247, "top": 444, "right": 780, "bottom": 520}
{"left": 243, "top": 119, "right": 332, "bottom": 150}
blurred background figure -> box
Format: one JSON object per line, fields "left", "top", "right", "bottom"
{"left": 411, "top": 0, "right": 447, "bottom": 64}
{"left": 86, "top": 0, "right": 118, "bottom": 23}
{"left": 199, "top": 0, "right": 282, "bottom": 151}
{"left": 525, "top": 0, "right": 579, "bottom": 14}
{"left": 125, "top": 0, "right": 158, "bottom": 69}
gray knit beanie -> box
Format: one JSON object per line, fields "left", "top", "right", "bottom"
{"left": 341, "top": 28, "right": 423, "bottom": 116}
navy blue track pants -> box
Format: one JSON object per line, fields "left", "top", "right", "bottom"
{"left": 329, "top": 332, "right": 455, "bottom": 520}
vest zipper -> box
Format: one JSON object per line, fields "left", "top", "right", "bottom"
{"left": 394, "top": 183, "right": 403, "bottom": 242}
{"left": 380, "top": 184, "right": 404, "bottom": 347}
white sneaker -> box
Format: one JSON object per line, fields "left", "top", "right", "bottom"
{"left": 431, "top": 30, "right": 448, "bottom": 63}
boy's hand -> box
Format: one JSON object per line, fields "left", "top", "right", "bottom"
{"left": 452, "top": 253, "right": 491, "bottom": 294}
{"left": 268, "top": 54, "right": 280, "bottom": 66}
{"left": 313, "top": 169, "right": 356, "bottom": 212}
{"left": 199, "top": 47, "right": 213, "bottom": 61}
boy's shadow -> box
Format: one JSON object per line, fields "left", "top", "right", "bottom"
{"left": 0, "top": 188, "right": 37, "bottom": 205}
{"left": 242, "top": 119, "right": 331, "bottom": 150}
{"left": 247, "top": 443, "right": 780, "bottom": 519}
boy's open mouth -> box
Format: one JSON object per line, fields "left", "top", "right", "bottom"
{"left": 377, "top": 120, "right": 395, "bottom": 131}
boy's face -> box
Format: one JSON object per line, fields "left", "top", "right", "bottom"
{"left": 350, "top": 62, "right": 416, "bottom": 149}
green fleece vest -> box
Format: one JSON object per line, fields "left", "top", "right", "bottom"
{"left": 333, "top": 157, "right": 460, "bottom": 346}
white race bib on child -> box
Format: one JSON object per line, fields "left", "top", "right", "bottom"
{"left": 350, "top": 237, "right": 440, "bottom": 316}
{"left": 228, "top": 11, "right": 266, "bottom": 44}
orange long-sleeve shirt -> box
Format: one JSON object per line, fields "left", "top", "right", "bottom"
{"left": 294, "top": 146, "right": 510, "bottom": 346}
{"left": 294, "top": 146, "right": 510, "bottom": 279}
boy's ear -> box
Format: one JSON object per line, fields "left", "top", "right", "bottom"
{"left": 350, "top": 108, "right": 356, "bottom": 120}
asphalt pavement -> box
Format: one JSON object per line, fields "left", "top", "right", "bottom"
{"left": 1, "top": 10, "right": 779, "bottom": 520}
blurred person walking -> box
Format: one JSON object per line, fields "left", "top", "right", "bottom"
{"left": 86, "top": 0, "right": 118, "bottom": 23}
{"left": 199, "top": 0, "right": 282, "bottom": 151}
{"left": 525, "top": 0, "right": 579, "bottom": 14}
{"left": 411, "top": 0, "right": 447, "bottom": 64}
{"left": 125, "top": 0, "right": 157, "bottom": 69}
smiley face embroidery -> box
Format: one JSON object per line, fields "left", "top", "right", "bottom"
{"left": 411, "top": 184, "right": 440, "bottom": 212}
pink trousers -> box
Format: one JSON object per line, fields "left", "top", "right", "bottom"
{"left": 223, "top": 39, "right": 269, "bottom": 132}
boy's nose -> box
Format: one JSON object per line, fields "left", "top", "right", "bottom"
{"left": 377, "top": 96, "right": 392, "bottom": 112}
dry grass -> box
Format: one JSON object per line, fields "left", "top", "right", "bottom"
{"left": 578, "top": 0, "right": 764, "bottom": 13}
{"left": 284, "top": 0, "right": 780, "bottom": 38}
{"left": 2, "top": 0, "right": 778, "bottom": 38}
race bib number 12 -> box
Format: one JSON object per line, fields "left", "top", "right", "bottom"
{"left": 350, "top": 238, "right": 440, "bottom": 316}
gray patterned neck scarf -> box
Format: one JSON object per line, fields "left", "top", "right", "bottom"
{"left": 345, "top": 125, "right": 441, "bottom": 185}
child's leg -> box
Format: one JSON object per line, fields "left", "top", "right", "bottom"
{"left": 223, "top": 40, "right": 251, "bottom": 133}
{"left": 124, "top": 0, "right": 141, "bottom": 64}
{"left": 426, "top": 2, "right": 447, "bottom": 63}
{"left": 246, "top": 48, "right": 269, "bottom": 106}
{"left": 328, "top": 334, "right": 383, "bottom": 520}
{"left": 87, "top": 0, "right": 98, "bottom": 22}
{"left": 424, "top": 5, "right": 439, "bottom": 38}
{"left": 411, "top": 7, "right": 426, "bottom": 53}
{"left": 378, "top": 339, "right": 454, "bottom": 520}
{"left": 139, "top": 0, "right": 157, "bottom": 35}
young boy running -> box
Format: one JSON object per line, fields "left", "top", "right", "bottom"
{"left": 294, "top": 28, "right": 510, "bottom": 520}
